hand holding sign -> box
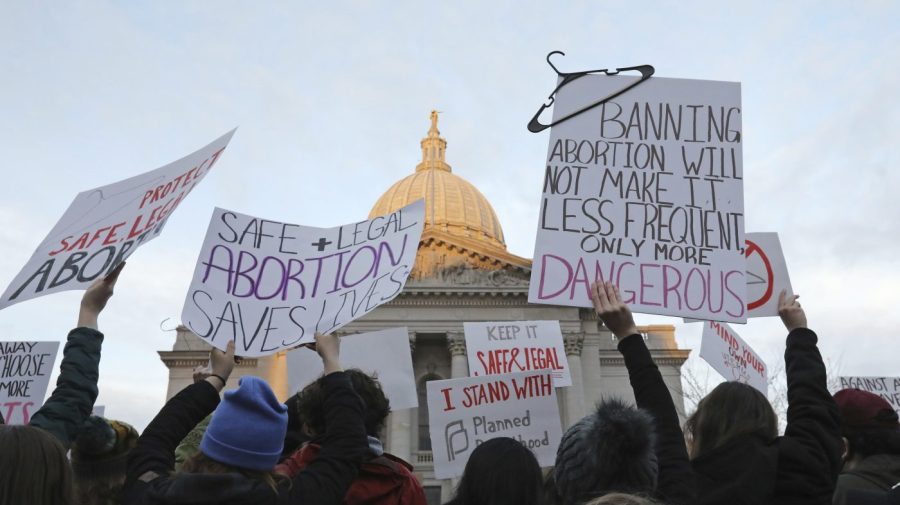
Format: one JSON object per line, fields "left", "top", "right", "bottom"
{"left": 205, "top": 340, "right": 236, "bottom": 392}
{"left": 314, "top": 333, "right": 342, "bottom": 375}
{"left": 77, "top": 262, "right": 125, "bottom": 330}
{"left": 777, "top": 290, "right": 806, "bottom": 332}
{"left": 590, "top": 281, "right": 639, "bottom": 340}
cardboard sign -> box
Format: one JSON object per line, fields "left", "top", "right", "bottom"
{"left": 427, "top": 370, "right": 563, "bottom": 479}
{"left": 699, "top": 321, "right": 767, "bottom": 394}
{"left": 0, "top": 341, "right": 60, "bottom": 424}
{"left": 0, "top": 131, "right": 235, "bottom": 310}
{"left": 181, "top": 200, "right": 425, "bottom": 356}
{"left": 839, "top": 376, "right": 900, "bottom": 414}
{"left": 529, "top": 75, "right": 746, "bottom": 323}
{"left": 463, "top": 320, "right": 571, "bottom": 387}
{"left": 286, "top": 327, "right": 418, "bottom": 410}
{"left": 744, "top": 232, "right": 792, "bottom": 317}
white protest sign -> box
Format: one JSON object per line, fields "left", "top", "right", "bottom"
{"left": 1, "top": 130, "right": 235, "bottom": 310}
{"left": 839, "top": 377, "right": 900, "bottom": 414}
{"left": 92, "top": 405, "right": 106, "bottom": 418}
{"left": 0, "top": 341, "right": 60, "bottom": 424}
{"left": 181, "top": 200, "right": 425, "bottom": 356}
{"left": 427, "top": 370, "right": 563, "bottom": 479}
{"left": 286, "top": 327, "right": 417, "bottom": 410}
{"left": 463, "top": 320, "right": 571, "bottom": 387}
{"left": 529, "top": 75, "right": 746, "bottom": 322}
{"left": 700, "top": 321, "right": 767, "bottom": 394}
{"left": 744, "top": 232, "right": 792, "bottom": 317}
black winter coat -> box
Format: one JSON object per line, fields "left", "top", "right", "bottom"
{"left": 122, "top": 371, "right": 367, "bottom": 505}
{"left": 691, "top": 328, "right": 843, "bottom": 505}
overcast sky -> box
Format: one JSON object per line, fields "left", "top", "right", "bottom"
{"left": 1, "top": 1, "right": 898, "bottom": 429}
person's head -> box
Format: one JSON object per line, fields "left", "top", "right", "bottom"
{"left": 448, "top": 437, "right": 544, "bottom": 505}
{"left": 684, "top": 381, "right": 777, "bottom": 459}
{"left": 70, "top": 416, "right": 139, "bottom": 505}
{"left": 0, "top": 425, "right": 73, "bottom": 505}
{"left": 554, "top": 399, "right": 658, "bottom": 504}
{"left": 583, "top": 493, "right": 664, "bottom": 505}
{"left": 188, "top": 375, "right": 287, "bottom": 485}
{"left": 295, "top": 368, "right": 390, "bottom": 437}
{"left": 834, "top": 388, "right": 900, "bottom": 467}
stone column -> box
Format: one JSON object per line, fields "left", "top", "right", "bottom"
{"left": 563, "top": 332, "right": 586, "bottom": 428}
{"left": 388, "top": 334, "right": 416, "bottom": 464}
{"left": 447, "top": 332, "right": 469, "bottom": 379}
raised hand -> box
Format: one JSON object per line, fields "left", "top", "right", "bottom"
{"left": 205, "top": 340, "right": 236, "bottom": 391}
{"left": 78, "top": 262, "right": 125, "bottom": 329}
{"left": 777, "top": 289, "right": 807, "bottom": 332}
{"left": 313, "top": 333, "right": 342, "bottom": 375}
{"left": 590, "top": 281, "right": 639, "bottom": 340}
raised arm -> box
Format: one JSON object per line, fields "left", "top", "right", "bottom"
{"left": 123, "top": 341, "right": 235, "bottom": 492}
{"left": 775, "top": 291, "right": 843, "bottom": 501}
{"left": 289, "top": 333, "right": 368, "bottom": 504}
{"left": 590, "top": 281, "right": 696, "bottom": 505}
{"left": 29, "top": 262, "right": 124, "bottom": 448}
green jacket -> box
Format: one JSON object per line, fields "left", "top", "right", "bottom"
{"left": 29, "top": 327, "right": 104, "bottom": 449}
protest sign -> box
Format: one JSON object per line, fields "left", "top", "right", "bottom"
{"left": 92, "top": 405, "right": 106, "bottom": 417}
{"left": 684, "top": 232, "right": 793, "bottom": 322}
{"left": 286, "top": 327, "right": 418, "bottom": 410}
{"left": 0, "top": 341, "right": 60, "bottom": 424}
{"left": 839, "top": 376, "right": 900, "bottom": 414}
{"left": 0, "top": 130, "right": 236, "bottom": 310}
{"left": 699, "top": 321, "right": 767, "bottom": 394}
{"left": 529, "top": 75, "right": 746, "bottom": 322}
{"left": 427, "top": 370, "right": 562, "bottom": 479}
{"left": 463, "top": 320, "right": 571, "bottom": 387}
{"left": 744, "top": 232, "right": 792, "bottom": 317}
{"left": 181, "top": 200, "right": 425, "bottom": 356}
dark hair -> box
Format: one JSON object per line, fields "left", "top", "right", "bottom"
{"left": 0, "top": 425, "right": 73, "bottom": 505}
{"left": 843, "top": 424, "right": 900, "bottom": 459}
{"left": 685, "top": 381, "right": 777, "bottom": 459}
{"left": 444, "top": 437, "right": 544, "bottom": 505}
{"left": 296, "top": 368, "right": 391, "bottom": 437}
{"left": 181, "top": 451, "right": 287, "bottom": 492}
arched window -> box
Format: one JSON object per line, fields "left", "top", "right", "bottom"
{"left": 417, "top": 373, "right": 442, "bottom": 450}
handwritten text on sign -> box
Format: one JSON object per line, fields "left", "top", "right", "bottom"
{"left": 529, "top": 76, "right": 746, "bottom": 322}
{"left": 427, "top": 371, "right": 563, "bottom": 479}
{"left": 181, "top": 200, "right": 425, "bottom": 356}
{"left": 463, "top": 320, "right": 571, "bottom": 387}
{"left": 1, "top": 130, "right": 235, "bottom": 310}
{"left": 286, "top": 327, "right": 418, "bottom": 410}
{"left": 700, "top": 321, "right": 767, "bottom": 394}
{"left": 0, "top": 341, "right": 60, "bottom": 424}
{"left": 839, "top": 376, "right": 900, "bottom": 414}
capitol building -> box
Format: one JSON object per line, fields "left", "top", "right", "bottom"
{"left": 159, "top": 112, "right": 690, "bottom": 503}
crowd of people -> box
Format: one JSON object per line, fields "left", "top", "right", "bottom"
{"left": 0, "top": 264, "right": 898, "bottom": 505}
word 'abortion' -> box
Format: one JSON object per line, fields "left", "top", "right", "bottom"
{"left": 200, "top": 209, "right": 417, "bottom": 302}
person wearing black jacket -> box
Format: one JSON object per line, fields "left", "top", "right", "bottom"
{"left": 588, "top": 281, "right": 696, "bottom": 505}
{"left": 122, "top": 333, "right": 368, "bottom": 505}
{"left": 685, "top": 290, "right": 843, "bottom": 505}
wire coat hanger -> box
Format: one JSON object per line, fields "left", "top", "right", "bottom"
{"left": 527, "top": 51, "right": 655, "bottom": 133}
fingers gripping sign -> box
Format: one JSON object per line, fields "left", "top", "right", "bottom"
{"left": 777, "top": 289, "right": 807, "bottom": 332}
{"left": 590, "top": 281, "right": 640, "bottom": 340}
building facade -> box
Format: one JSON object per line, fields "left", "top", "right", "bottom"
{"left": 160, "top": 112, "right": 691, "bottom": 503}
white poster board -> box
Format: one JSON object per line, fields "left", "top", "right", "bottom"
{"left": 839, "top": 376, "right": 900, "bottom": 414}
{"left": 427, "top": 370, "right": 563, "bottom": 479}
{"left": 744, "top": 232, "right": 792, "bottom": 317}
{"left": 529, "top": 75, "right": 746, "bottom": 323}
{"left": 181, "top": 200, "right": 425, "bottom": 356}
{"left": 92, "top": 405, "right": 106, "bottom": 418}
{"left": 463, "top": 320, "right": 571, "bottom": 387}
{"left": 1, "top": 130, "right": 235, "bottom": 310}
{"left": 699, "top": 321, "right": 767, "bottom": 394}
{"left": 286, "top": 327, "right": 418, "bottom": 410}
{"left": 0, "top": 341, "right": 60, "bottom": 424}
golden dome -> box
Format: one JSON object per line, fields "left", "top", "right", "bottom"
{"left": 369, "top": 111, "right": 507, "bottom": 251}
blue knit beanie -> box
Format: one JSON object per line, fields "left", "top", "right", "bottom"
{"left": 200, "top": 376, "right": 288, "bottom": 471}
